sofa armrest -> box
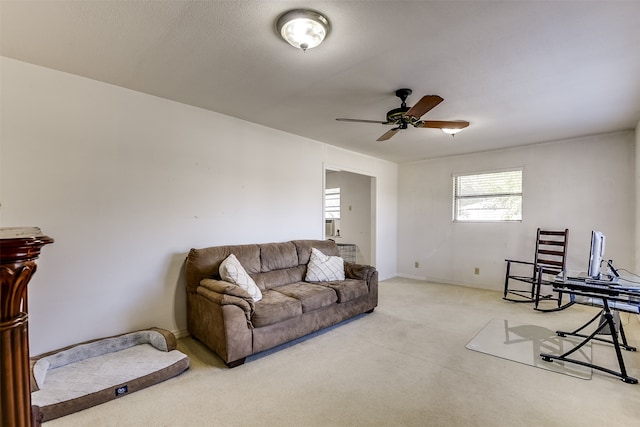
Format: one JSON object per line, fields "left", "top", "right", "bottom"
{"left": 198, "top": 279, "right": 255, "bottom": 325}
{"left": 344, "top": 262, "right": 376, "bottom": 282}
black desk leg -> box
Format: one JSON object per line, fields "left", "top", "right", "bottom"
{"left": 540, "top": 300, "right": 638, "bottom": 384}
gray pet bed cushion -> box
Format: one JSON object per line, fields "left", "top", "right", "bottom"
{"left": 31, "top": 328, "right": 189, "bottom": 422}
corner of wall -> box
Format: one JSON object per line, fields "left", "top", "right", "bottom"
{"left": 636, "top": 121, "right": 640, "bottom": 272}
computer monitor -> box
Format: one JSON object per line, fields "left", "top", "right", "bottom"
{"left": 588, "top": 230, "right": 606, "bottom": 279}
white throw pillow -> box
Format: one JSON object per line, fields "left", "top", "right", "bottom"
{"left": 219, "top": 254, "right": 262, "bottom": 302}
{"left": 305, "top": 247, "right": 345, "bottom": 282}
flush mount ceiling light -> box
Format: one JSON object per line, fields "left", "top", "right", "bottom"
{"left": 276, "top": 9, "right": 330, "bottom": 52}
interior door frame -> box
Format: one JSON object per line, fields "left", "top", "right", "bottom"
{"left": 323, "top": 163, "right": 377, "bottom": 267}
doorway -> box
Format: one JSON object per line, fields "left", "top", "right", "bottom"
{"left": 324, "top": 168, "right": 376, "bottom": 266}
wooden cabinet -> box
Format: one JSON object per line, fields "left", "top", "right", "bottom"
{"left": 1, "top": 227, "right": 53, "bottom": 427}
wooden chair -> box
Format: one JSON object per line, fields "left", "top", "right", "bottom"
{"left": 504, "top": 228, "right": 572, "bottom": 312}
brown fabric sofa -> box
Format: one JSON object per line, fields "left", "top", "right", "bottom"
{"left": 184, "top": 239, "right": 378, "bottom": 367}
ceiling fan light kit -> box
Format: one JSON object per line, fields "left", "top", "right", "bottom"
{"left": 336, "top": 88, "right": 469, "bottom": 141}
{"left": 441, "top": 127, "right": 465, "bottom": 136}
{"left": 276, "top": 9, "right": 330, "bottom": 52}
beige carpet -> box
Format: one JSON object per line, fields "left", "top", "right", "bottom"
{"left": 45, "top": 278, "right": 640, "bottom": 426}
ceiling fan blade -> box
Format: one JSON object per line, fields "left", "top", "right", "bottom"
{"left": 414, "top": 120, "right": 469, "bottom": 129}
{"left": 404, "top": 95, "right": 444, "bottom": 120}
{"left": 336, "top": 118, "right": 388, "bottom": 124}
{"left": 377, "top": 128, "right": 400, "bottom": 141}
{"left": 416, "top": 120, "right": 470, "bottom": 129}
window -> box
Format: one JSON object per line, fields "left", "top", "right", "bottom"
{"left": 453, "top": 169, "right": 522, "bottom": 222}
{"left": 325, "top": 187, "right": 340, "bottom": 219}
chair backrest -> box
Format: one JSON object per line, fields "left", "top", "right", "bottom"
{"left": 534, "top": 228, "right": 568, "bottom": 275}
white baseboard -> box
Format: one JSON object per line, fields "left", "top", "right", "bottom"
{"left": 172, "top": 329, "right": 191, "bottom": 339}
{"left": 396, "top": 273, "right": 427, "bottom": 281}
{"left": 395, "top": 274, "right": 498, "bottom": 292}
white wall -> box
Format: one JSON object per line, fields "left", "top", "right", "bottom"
{"left": 0, "top": 57, "right": 398, "bottom": 355}
{"left": 636, "top": 121, "right": 640, "bottom": 271}
{"left": 398, "top": 131, "right": 635, "bottom": 291}
{"left": 325, "top": 171, "right": 372, "bottom": 264}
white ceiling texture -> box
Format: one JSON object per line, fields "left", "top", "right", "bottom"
{"left": 2, "top": 1, "right": 640, "bottom": 163}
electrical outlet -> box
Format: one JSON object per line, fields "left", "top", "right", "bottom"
{"left": 474, "top": 267, "right": 480, "bottom": 275}
{"left": 414, "top": 261, "right": 419, "bottom": 268}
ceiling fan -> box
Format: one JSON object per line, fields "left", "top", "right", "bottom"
{"left": 336, "top": 89, "right": 469, "bottom": 141}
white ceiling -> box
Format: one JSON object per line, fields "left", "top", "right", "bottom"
{"left": 2, "top": 1, "right": 639, "bottom": 163}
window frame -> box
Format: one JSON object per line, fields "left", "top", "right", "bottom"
{"left": 452, "top": 168, "right": 523, "bottom": 223}
{"left": 325, "top": 187, "right": 341, "bottom": 220}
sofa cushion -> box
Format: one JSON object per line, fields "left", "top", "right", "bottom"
{"left": 252, "top": 290, "right": 303, "bottom": 328}
{"left": 271, "top": 282, "right": 338, "bottom": 312}
{"left": 251, "top": 265, "right": 306, "bottom": 290}
{"left": 185, "top": 244, "right": 261, "bottom": 293}
{"left": 293, "top": 240, "right": 339, "bottom": 265}
{"left": 305, "top": 248, "right": 345, "bottom": 282}
{"left": 220, "top": 254, "right": 262, "bottom": 302}
{"left": 260, "top": 242, "right": 298, "bottom": 272}
{"left": 321, "top": 279, "right": 369, "bottom": 303}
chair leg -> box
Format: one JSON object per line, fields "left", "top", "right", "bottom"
{"left": 557, "top": 290, "right": 563, "bottom": 308}
{"left": 503, "top": 261, "right": 512, "bottom": 299}
{"left": 530, "top": 266, "right": 540, "bottom": 301}
{"left": 534, "top": 287, "right": 575, "bottom": 312}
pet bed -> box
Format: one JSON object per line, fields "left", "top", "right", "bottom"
{"left": 30, "top": 327, "right": 189, "bottom": 422}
